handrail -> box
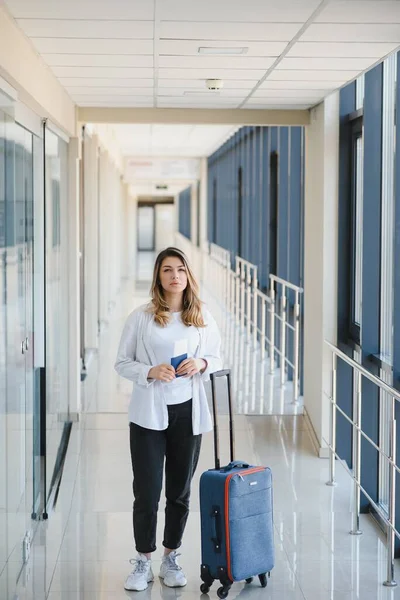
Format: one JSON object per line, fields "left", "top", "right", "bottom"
{"left": 270, "top": 274, "right": 303, "bottom": 294}
{"left": 173, "top": 233, "right": 303, "bottom": 404}
{"left": 325, "top": 340, "right": 398, "bottom": 588}
{"left": 325, "top": 341, "right": 400, "bottom": 401}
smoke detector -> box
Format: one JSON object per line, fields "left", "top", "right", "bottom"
{"left": 206, "top": 79, "right": 224, "bottom": 91}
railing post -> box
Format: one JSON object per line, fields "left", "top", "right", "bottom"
{"left": 384, "top": 396, "right": 397, "bottom": 587}
{"left": 293, "top": 290, "right": 300, "bottom": 404}
{"left": 280, "top": 288, "right": 287, "bottom": 387}
{"left": 235, "top": 258, "right": 240, "bottom": 327}
{"left": 326, "top": 352, "right": 337, "bottom": 487}
{"left": 269, "top": 286, "right": 275, "bottom": 374}
{"left": 261, "top": 297, "right": 266, "bottom": 361}
{"left": 246, "top": 266, "right": 252, "bottom": 340}
{"left": 240, "top": 263, "right": 245, "bottom": 331}
{"left": 252, "top": 268, "right": 258, "bottom": 350}
{"left": 350, "top": 370, "right": 362, "bottom": 536}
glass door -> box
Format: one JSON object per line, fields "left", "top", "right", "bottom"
{"left": 0, "top": 112, "right": 32, "bottom": 583}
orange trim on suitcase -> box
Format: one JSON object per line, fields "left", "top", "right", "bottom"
{"left": 224, "top": 467, "right": 266, "bottom": 581}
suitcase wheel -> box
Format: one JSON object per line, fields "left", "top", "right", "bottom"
{"left": 200, "top": 583, "right": 210, "bottom": 594}
{"left": 217, "top": 586, "right": 231, "bottom": 599}
{"left": 245, "top": 578, "right": 253, "bottom": 584}
{"left": 259, "top": 574, "right": 268, "bottom": 588}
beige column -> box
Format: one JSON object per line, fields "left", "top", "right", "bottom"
{"left": 67, "top": 137, "right": 81, "bottom": 416}
{"left": 83, "top": 132, "right": 99, "bottom": 349}
{"left": 303, "top": 93, "right": 340, "bottom": 456}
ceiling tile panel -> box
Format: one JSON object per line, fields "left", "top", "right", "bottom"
{"left": 159, "top": 68, "right": 266, "bottom": 80}
{"left": 59, "top": 78, "right": 154, "bottom": 88}
{"left": 77, "top": 100, "right": 154, "bottom": 107}
{"left": 16, "top": 19, "right": 154, "bottom": 39}
{"left": 5, "top": 0, "right": 154, "bottom": 19}
{"left": 32, "top": 38, "right": 154, "bottom": 54}
{"left": 159, "top": 0, "right": 320, "bottom": 22}
{"left": 72, "top": 95, "right": 154, "bottom": 103}
{"left": 277, "top": 57, "right": 379, "bottom": 71}
{"left": 315, "top": 1, "right": 400, "bottom": 23}
{"left": 246, "top": 96, "right": 320, "bottom": 105}
{"left": 52, "top": 67, "right": 154, "bottom": 78}
{"left": 158, "top": 101, "right": 240, "bottom": 109}
{"left": 157, "top": 88, "right": 247, "bottom": 98}
{"left": 159, "top": 40, "right": 288, "bottom": 56}
{"left": 301, "top": 24, "right": 400, "bottom": 43}
{"left": 286, "top": 41, "right": 399, "bottom": 58}
{"left": 252, "top": 88, "right": 327, "bottom": 98}
{"left": 160, "top": 22, "right": 302, "bottom": 41}
{"left": 259, "top": 80, "right": 339, "bottom": 90}
{"left": 66, "top": 87, "right": 154, "bottom": 96}
{"left": 114, "top": 124, "right": 237, "bottom": 157}
{"left": 159, "top": 56, "right": 276, "bottom": 70}
{"left": 43, "top": 55, "right": 153, "bottom": 68}
{"left": 158, "top": 79, "right": 257, "bottom": 89}
{"left": 267, "top": 69, "right": 359, "bottom": 81}
{"left": 246, "top": 103, "right": 312, "bottom": 109}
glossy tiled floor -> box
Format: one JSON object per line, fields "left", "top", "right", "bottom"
{"left": 3, "top": 270, "right": 400, "bottom": 600}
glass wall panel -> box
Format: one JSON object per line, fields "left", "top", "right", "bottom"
{"left": 43, "top": 125, "right": 69, "bottom": 498}
{"left": 0, "top": 107, "right": 38, "bottom": 592}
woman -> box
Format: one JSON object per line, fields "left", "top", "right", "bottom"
{"left": 115, "top": 247, "right": 222, "bottom": 592}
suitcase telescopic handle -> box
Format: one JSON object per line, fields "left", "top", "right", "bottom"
{"left": 210, "top": 369, "right": 235, "bottom": 470}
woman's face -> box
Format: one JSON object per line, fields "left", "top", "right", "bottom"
{"left": 159, "top": 255, "right": 188, "bottom": 295}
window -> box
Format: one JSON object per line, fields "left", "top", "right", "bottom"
{"left": 349, "top": 115, "right": 363, "bottom": 345}
{"left": 269, "top": 151, "right": 278, "bottom": 276}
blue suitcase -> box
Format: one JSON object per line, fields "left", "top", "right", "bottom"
{"left": 199, "top": 370, "right": 274, "bottom": 598}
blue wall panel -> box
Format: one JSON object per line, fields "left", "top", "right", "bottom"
{"left": 278, "top": 127, "right": 289, "bottom": 281}
{"left": 207, "top": 123, "right": 305, "bottom": 388}
{"left": 178, "top": 186, "right": 191, "bottom": 240}
{"left": 207, "top": 124, "right": 304, "bottom": 303}
{"left": 336, "top": 81, "right": 356, "bottom": 467}
{"left": 289, "top": 127, "right": 302, "bottom": 287}
{"left": 260, "top": 128, "right": 270, "bottom": 290}
{"left": 360, "top": 63, "right": 383, "bottom": 512}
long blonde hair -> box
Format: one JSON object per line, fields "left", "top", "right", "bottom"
{"left": 149, "top": 247, "right": 205, "bottom": 328}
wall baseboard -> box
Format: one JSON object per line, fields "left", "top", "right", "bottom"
{"left": 303, "top": 407, "right": 330, "bottom": 458}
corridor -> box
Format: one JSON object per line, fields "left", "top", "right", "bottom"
{"left": 2, "top": 266, "right": 398, "bottom": 600}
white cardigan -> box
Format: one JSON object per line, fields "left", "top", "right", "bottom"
{"left": 114, "top": 303, "right": 222, "bottom": 434}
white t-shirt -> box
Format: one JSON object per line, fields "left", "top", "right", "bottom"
{"left": 150, "top": 311, "right": 200, "bottom": 405}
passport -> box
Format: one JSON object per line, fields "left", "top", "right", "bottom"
{"left": 171, "top": 353, "right": 188, "bottom": 377}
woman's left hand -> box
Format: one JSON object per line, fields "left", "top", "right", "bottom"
{"left": 175, "top": 358, "right": 206, "bottom": 377}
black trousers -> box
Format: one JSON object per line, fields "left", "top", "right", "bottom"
{"left": 129, "top": 399, "right": 202, "bottom": 554}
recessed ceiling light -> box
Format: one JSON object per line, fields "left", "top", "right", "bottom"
{"left": 198, "top": 47, "right": 248, "bottom": 55}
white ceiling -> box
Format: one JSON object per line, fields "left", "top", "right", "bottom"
{"left": 111, "top": 124, "right": 238, "bottom": 158}
{"left": 4, "top": 0, "right": 400, "bottom": 114}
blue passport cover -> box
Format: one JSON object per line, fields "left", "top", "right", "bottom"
{"left": 171, "top": 353, "right": 187, "bottom": 377}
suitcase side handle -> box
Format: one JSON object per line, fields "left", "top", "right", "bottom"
{"left": 211, "top": 506, "right": 222, "bottom": 554}
{"left": 210, "top": 370, "right": 235, "bottom": 470}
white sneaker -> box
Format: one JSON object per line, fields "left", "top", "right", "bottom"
{"left": 159, "top": 551, "right": 187, "bottom": 588}
{"left": 125, "top": 554, "right": 154, "bottom": 591}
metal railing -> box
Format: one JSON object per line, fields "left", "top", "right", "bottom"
{"left": 270, "top": 276, "right": 303, "bottom": 402}
{"left": 325, "top": 340, "right": 399, "bottom": 588}
{"left": 174, "top": 233, "right": 303, "bottom": 403}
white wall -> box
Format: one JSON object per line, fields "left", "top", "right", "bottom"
{"left": 0, "top": 6, "right": 76, "bottom": 136}
{"left": 155, "top": 204, "right": 176, "bottom": 251}
{"left": 303, "top": 93, "right": 340, "bottom": 456}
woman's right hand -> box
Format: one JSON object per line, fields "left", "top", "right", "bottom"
{"left": 148, "top": 364, "right": 176, "bottom": 382}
